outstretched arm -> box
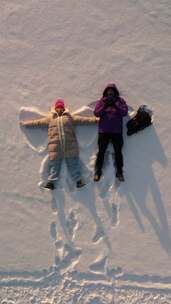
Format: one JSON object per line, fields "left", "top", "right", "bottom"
{"left": 20, "top": 117, "right": 50, "bottom": 127}
{"left": 72, "top": 115, "right": 99, "bottom": 125}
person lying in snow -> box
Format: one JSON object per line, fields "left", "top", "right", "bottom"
{"left": 20, "top": 99, "right": 98, "bottom": 190}
{"left": 93, "top": 83, "right": 128, "bottom": 182}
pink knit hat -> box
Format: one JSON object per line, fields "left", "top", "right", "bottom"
{"left": 54, "top": 98, "right": 65, "bottom": 110}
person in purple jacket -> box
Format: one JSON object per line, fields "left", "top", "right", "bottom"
{"left": 94, "top": 83, "right": 128, "bottom": 182}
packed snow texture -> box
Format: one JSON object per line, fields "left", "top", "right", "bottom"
{"left": 0, "top": 0, "right": 171, "bottom": 303}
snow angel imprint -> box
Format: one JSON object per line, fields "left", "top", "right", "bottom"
{"left": 20, "top": 99, "right": 98, "bottom": 190}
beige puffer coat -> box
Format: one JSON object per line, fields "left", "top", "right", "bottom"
{"left": 23, "top": 109, "right": 97, "bottom": 160}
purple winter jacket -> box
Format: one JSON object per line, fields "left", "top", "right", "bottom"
{"left": 94, "top": 84, "right": 128, "bottom": 134}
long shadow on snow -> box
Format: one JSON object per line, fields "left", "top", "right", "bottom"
{"left": 121, "top": 125, "right": 171, "bottom": 255}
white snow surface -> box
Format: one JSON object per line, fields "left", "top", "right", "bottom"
{"left": 0, "top": 0, "right": 171, "bottom": 303}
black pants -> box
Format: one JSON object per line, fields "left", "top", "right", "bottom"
{"left": 95, "top": 133, "right": 124, "bottom": 175}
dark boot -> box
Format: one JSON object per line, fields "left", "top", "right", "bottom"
{"left": 76, "top": 179, "right": 86, "bottom": 188}
{"left": 44, "top": 181, "right": 55, "bottom": 190}
{"left": 94, "top": 171, "right": 102, "bottom": 182}
{"left": 116, "top": 170, "right": 125, "bottom": 182}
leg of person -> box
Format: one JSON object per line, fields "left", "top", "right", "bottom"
{"left": 94, "top": 133, "right": 110, "bottom": 181}
{"left": 111, "top": 134, "right": 124, "bottom": 181}
{"left": 44, "top": 158, "right": 62, "bottom": 189}
{"left": 65, "top": 157, "right": 85, "bottom": 188}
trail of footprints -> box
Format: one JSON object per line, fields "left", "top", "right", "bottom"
{"left": 50, "top": 209, "right": 79, "bottom": 242}
{"left": 50, "top": 207, "right": 119, "bottom": 273}
{"left": 50, "top": 210, "right": 82, "bottom": 268}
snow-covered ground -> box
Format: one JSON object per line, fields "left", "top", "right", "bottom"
{"left": 0, "top": 0, "right": 171, "bottom": 303}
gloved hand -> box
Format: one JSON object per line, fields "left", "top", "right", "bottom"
{"left": 103, "top": 96, "right": 116, "bottom": 107}
{"left": 20, "top": 121, "right": 26, "bottom": 126}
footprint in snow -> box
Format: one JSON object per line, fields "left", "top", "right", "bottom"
{"left": 92, "top": 227, "right": 105, "bottom": 243}
{"left": 111, "top": 203, "right": 118, "bottom": 226}
{"left": 66, "top": 209, "right": 79, "bottom": 240}
{"left": 89, "top": 255, "right": 108, "bottom": 274}
{"left": 50, "top": 221, "right": 57, "bottom": 241}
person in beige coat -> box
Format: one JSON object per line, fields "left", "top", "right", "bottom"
{"left": 20, "top": 99, "right": 98, "bottom": 190}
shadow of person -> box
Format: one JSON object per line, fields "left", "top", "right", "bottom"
{"left": 52, "top": 189, "right": 75, "bottom": 247}
{"left": 93, "top": 151, "right": 122, "bottom": 227}
{"left": 50, "top": 167, "right": 111, "bottom": 251}
{"left": 121, "top": 125, "right": 171, "bottom": 255}
{"left": 40, "top": 152, "right": 112, "bottom": 251}
{"left": 69, "top": 183, "right": 112, "bottom": 251}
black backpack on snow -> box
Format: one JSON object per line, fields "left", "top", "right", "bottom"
{"left": 127, "top": 105, "right": 153, "bottom": 136}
